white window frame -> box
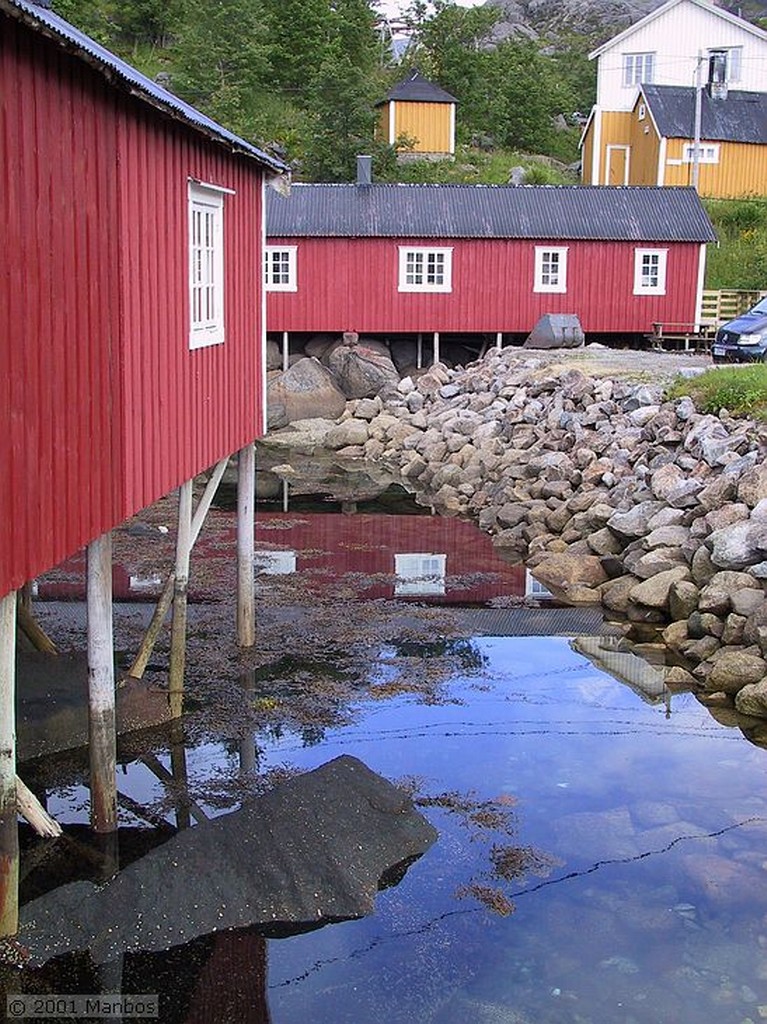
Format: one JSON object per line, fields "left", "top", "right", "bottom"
{"left": 188, "top": 181, "right": 226, "bottom": 350}
{"left": 682, "top": 143, "right": 720, "bottom": 165}
{"left": 623, "top": 52, "right": 655, "bottom": 87}
{"left": 708, "top": 46, "right": 742, "bottom": 83}
{"left": 394, "top": 553, "right": 446, "bottom": 596}
{"left": 525, "top": 569, "right": 553, "bottom": 599}
{"left": 255, "top": 549, "right": 296, "bottom": 575}
{"left": 264, "top": 246, "right": 297, "bottom": 292}
{"left": 633, "top": 248, "right": 668, "bottom": 296}
{"left": 534, "top": 246, "right": 568, "bottom": 294}
{"left": 398, "top": 247, "right": 453, "bottom": 293}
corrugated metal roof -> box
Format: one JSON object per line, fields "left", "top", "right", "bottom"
{"left": 642, "top": 84, "right": 767, "bottom": 144}
{"left": 378, "top": 69, "right": 458, "bottom": 106}
{"left": 1, "top": 0, "right": 289, "bottom": 174}
{"left": 267, "top": 183, "right": 717, "bottom": 242}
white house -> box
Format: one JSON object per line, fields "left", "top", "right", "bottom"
{"left": 581, "top": 0, "right": 767, "bottom": 186}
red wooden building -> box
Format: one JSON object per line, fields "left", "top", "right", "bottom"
{"left": 0, "top": 0, "right": 287, "bottom": 600}
{"left": 266, "top": 176, "right": 716, "bottom": 351}
{"left": 0, "top": 0, "right": 288, "bottom": 865}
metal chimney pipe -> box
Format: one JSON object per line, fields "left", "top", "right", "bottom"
{"left": 356, "top": 154, "right": 372, "bottom": 186}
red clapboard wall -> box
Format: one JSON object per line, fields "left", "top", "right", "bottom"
{"left": 0, "top": 2, "right": 283, "bottom": 597}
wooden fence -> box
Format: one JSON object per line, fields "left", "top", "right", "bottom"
{"left": 701, "top": 289, "right": 767, "bottom": 326}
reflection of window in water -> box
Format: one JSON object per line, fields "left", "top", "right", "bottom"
{"left": 525, "top": 569, "right": 553, "bottom": 599}
{"left": 129, "top": 573, "right": 162, "bottom": 593}
{"left": 394, "top": 553, "right": 447, "bottom": 596}
{"left": 255, "top": 550, "right": 296, "bottom": 575}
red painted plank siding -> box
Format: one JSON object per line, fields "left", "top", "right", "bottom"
{"left": 1, "top": 20, "right": 122, "bottom": 593}
{"left": 116, "top": 106, "right": 264, "bottom": 516}
{"left": 0, "top": 18, "right": 265, "bottom": 597}
{"left": 267, "top": 237, "right": 703, "bottom": 336}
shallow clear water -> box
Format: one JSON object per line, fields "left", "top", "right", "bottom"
{"left": 17, "top": 510, "right": 767, "bottom": 1023}
{"left": 24, "top": 635, "right": 767, "bottom": 1024}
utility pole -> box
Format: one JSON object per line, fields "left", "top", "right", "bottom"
{"left": 692, "top": 51, "right": 703, "bottom": 191}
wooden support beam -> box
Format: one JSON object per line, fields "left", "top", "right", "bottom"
{"left": 0, "top": 592, "right": 18, "bottom": 935}
{"left": 17, "top": 599, "right": 58, "bottom": 654}
{"left": 140, "top": 752, "right": 209, "bottom": 826}
{"left": 168, "top": 480, "right": 193, "bottom": 719}
{"left": 433, "top": 331, "right": 440, "bottom": 367}
{"left": 87, "top": 533, "right": 117, "bottom": 833}
{"left": 127, "top": 460, "right": 228, "bottom": 684}
{"left": 125, "top": 572, "right": 175, "bottom": 681}
{"left": 16, "top": 778, "right": 61, "bottom": 838}
{"left": 282, "top": 330, "right": 289, "bottom": 372}
{"left": 496, "top": 331, "right": 503, "bottom": 350}
{"left": 237, "top": 444, "right": 256, "bottom": 648}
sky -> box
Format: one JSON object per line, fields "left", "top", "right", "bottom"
{"left": 375, "top": 0, "right": 486, "bottom": 24}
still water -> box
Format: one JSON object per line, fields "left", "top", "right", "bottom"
{"left": 16, "top": 510, "right": 767, "bottom": 1023}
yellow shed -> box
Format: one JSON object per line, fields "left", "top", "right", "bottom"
{"left": 376, "top": 70, "right": 457, "bottom": 159}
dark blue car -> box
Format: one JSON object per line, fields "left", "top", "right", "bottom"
{"left": 712, "top": 297, "right": 767, "bottom": 363}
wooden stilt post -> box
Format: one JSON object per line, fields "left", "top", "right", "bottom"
{"left": 433, "top": 331, "right": 440, "bottom": 366}
{"left": 169, "top": 721, "right": 191, "bottom": 831}
{"left": 282, "top": 331, "right": 289, "bottom": 372}
{"left": 237, "top": 444, "right": 256, "bottom": 649}
{"left": 417, "top": 332, "right": 423, "bottom": 370}
{"left": 0, "top": 592, "right": 18, "bottom": 936}
{"left": 496, "top": 331, "right": 503, "bottom": 350}
{"left": 129, "top": 459, "right": 228, "bottom": 685}
{"left": 168, "top": 481, "right": 193, "bottom": 718}
{"left": 87, "top": 533, "right": 117, "bottom": 834}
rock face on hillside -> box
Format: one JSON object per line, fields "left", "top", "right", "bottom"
{"left": 266, "top": 345, "right": 767, "bottom": 717}
{"left": 482, "top": 0, "right": 767, "bottom": 44}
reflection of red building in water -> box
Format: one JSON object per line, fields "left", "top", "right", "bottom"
{"left": 254, "top": 513, "right": 528, "bottom": 605}
{"left": 35, "top": 513, "right": 532, "bottom": 606}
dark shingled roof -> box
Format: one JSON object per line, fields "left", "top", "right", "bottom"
{"left": 1, "top": 0, "right": 288, "bottom": 173}
{"left": 377, "top": 69, "right": 458, "bottom": 106}
{"left": 267, "top": 184, "right": 716, "bottom": 242}
{"left": 642, "top": 84, "right": 767, "bottom": 144}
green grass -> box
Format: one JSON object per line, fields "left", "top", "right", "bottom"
{"left": 704, "top": 198, "right": 767, "bottom": 290}
{"left": 667, "top": 365, "right": 767, "bottom": 419}
{"left": 375, "top": 145, "right": 580, "bottom": 186}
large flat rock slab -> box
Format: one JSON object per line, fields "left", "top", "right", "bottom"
{"left": 19, "top": 755, "right": 437, "bottom": 965}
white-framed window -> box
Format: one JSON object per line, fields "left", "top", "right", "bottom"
{"left": 255, "top": 549, "right": 296, "bottom": 575}
{"left": 633, "top": 248, "right": 668, "bottom": 295}
{"left": 623, "top": 52, "right": 655, "bottom": 86}
{"left": 708, "top": 46, "right": 742, "bottom": 83}
{"left": 682, "top": 143, "right": 720, "bottom": 164}
{"left": 398, "top": 247, "right": 453, "bottom": 293}
{"left": 264, "top": 246, "right": 297, "bottom": 291}
{"left": 637, "top": 103, "right": 646, "bottom": 121}
{"left": 534, "top": 246, "right": 568, "bottom": 293}
{"left": 394, "top": 553, "right": 446, "bottom": 596}
{"left": 525, "top": 569, "right": 553, "bottom": 599}
{"left": 188, "top": 181, "right": 225, "bottom": 350}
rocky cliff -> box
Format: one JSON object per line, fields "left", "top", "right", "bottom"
{"left": 483, "top": 0, "right": 767, "bottom": 42}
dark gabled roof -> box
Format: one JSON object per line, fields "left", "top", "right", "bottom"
{"left": 1, "top": 0, "right": 289, "bottom": 174}
{"left": 267, "top": 184, "right": 716, "bottom": 243}
{"left": 376, "top": 70, "right": 458, "bottom": 106}
{"left": 641, "top": 84, "right": 767, "bottom": 144}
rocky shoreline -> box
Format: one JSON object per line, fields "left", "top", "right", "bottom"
{"left": 261, "top": 345, "right": 767, "bottom": 718}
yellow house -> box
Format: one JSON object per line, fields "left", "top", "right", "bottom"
{"left": 376, "top": 70, "right": 457, "bottom": 159}
{"left": 580, "top": 0, "right": 767, "bottom": 187}
{"left": 625, "top": 84, "right": 767, "bottom": 197}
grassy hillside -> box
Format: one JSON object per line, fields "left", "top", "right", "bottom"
{"left": 704, "top": 199, "right": 767, "bottom": 290}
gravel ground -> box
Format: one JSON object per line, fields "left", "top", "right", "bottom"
{"left": 503, "top": 342, "right": 713, "bottom": 385}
